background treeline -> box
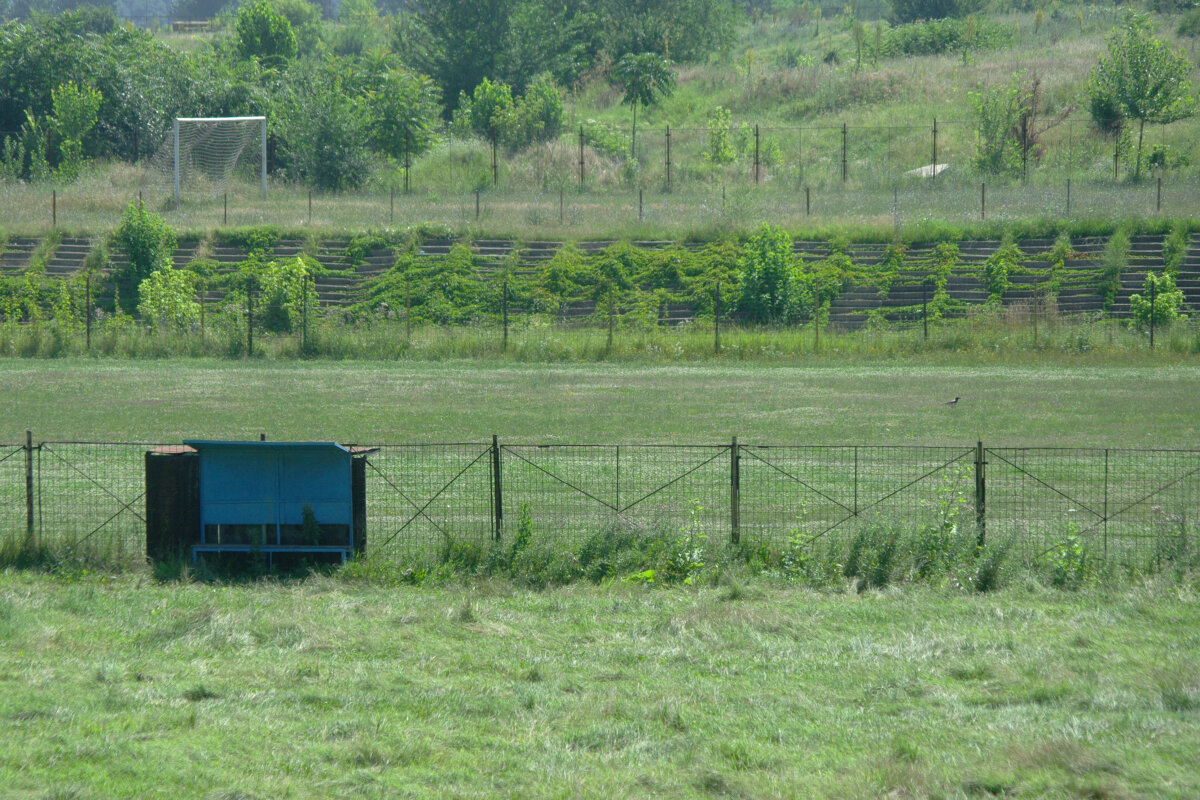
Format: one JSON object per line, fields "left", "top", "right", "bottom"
{"left": 0, "top": 0, "right": 736, "bottom": 189}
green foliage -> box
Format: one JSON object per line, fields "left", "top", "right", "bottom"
{"left": 878, "top": 17, "right": 1012, "bottom": 56}
{"left": 969, "top": 71, "right": 1030, "bottom": 176}
{"left": 1129, "top": 271, "right": 1185, "bottom": 331}
{"left": 137, "top": 268, "right": 201, "bottom": 331}
{"left": 1098, "top": 228, "right": 1130, "bottom": 312}
{"left": 844, "top": 524, "right": 900, "bottom": 590}
{"left": 1179, "top": 9, "right": 1200, "bottom": 41}
{"left": 981, "top": 238, "right": 1021, "bottom": 306}
{"left": 114, "top": 201, "right": 177, "bottom": 309}
{"left": 1042, "top": 232, "right": 1074, "bottom": 297}
{"left": 889, "top": 0, "right": 967, "bottom": 24}
{"left": 1049, "top": 532, "right": 1089, "bottom": 589}
{"left": 244, "top": 255, "right": 319, "bottom": 333}
{"left": 1162, "top": 226, "right": 1188, "bottom": 276}
{"left": 367, "top": 67, "right": 442, "bottom": 161}
{"left": 456, "top": 76, "right": 564, "bottom": 150}
{"left": 1087, "top": 14, "right": 1196, "bottom": 179}
{"left": 704, "top": 106, "right": 736, "bottom": 165}
{"left": 48, "top": 80, "right": 101, "bottom": 182}
{"left": 737, "top": 224, "right": 800, "bottom": 324}
{"left": 235, "top": 0, "right": 298, "bottom": 68}
{"left": 613, "top": 52, "right": 675, "bottom": 158}
{"left": 277, "top": 74, "right": 371, "bottom": 190}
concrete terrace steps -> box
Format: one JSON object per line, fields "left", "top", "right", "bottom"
{"left": 43, "top": 238, "right": 93, "bottom": 277}
{"left": 0, "top": 237, "right": 41, "bottom": 274}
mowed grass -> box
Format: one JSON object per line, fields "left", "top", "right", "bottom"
{"left": 3, "top": 357, "right": 1200, "bottom": 446}
{"left": 0, "top": 572, "right": 1198, "bottom": 799}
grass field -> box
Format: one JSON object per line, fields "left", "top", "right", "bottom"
{"left": 4, "top": 357, "right": 1200, "bottom": 446}
{"left": 0, "top": 572, "right": 1197, "bottom": 799}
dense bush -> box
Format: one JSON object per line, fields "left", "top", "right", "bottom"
{"left": 113, "top": 201, "right": 176, "bottom": 308}
{"left": 878, "top": 17, "right": 1012, "bottom": 56}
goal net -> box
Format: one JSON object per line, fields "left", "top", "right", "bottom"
{"left": 143, "top": 116, "right": 266, "bottom": 202}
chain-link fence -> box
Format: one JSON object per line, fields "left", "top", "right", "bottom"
{"left": 3, "top": 437, "right": 1199, "bottom": 572}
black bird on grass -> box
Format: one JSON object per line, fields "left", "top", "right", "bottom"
{"left": 944, "top": 397, "right": 960, "bottom": 406}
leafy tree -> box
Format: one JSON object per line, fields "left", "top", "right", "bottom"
{"left": 1129, "top": 271, "right": 1185, "bottom": 331}
{"left": 49, "top": 80, "right": 101, "bottom": 181}
{"left": 969, "top": 72, "right": 1029, "bottom": 176}
{"left": 248, "top": 256, "right": 317, "bottom": 333}
{"left": 738, "top": 224, "right": 799, "bottom": 324}
{"left": 367, "top": 66, "right": 441, "bottom": 161}
{"left": 458, "top": 77, "right": 515, "bottom": 141}
{"left": 420, "top": 0, "right": 511, "bottom": 115}
{"left": 1087, "top": 15, "right": 1196, "bottom": 179}
{"left": 612, "top": 52, "right": 674, "bottom": 160}
{"left": 704, "top": 106, "right": 736, "bottom": 165}
{"left": 1179, "top": 9, "right": 1200, "bottom": 52}
{"left": 114, "top": 200, "right": 177, "bottom": 309}
{"left": 137, "top": 268, "right": 200, "bottom": 331}
{"left": 235, "top": 0, "right": 298, "bottom": 68}
{"left": 889, "top": 0, "right": 963, "bottom": 24}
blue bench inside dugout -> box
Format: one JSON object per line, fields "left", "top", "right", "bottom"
{"left": 145, "top": 440, "right": 370, "bottom": 568}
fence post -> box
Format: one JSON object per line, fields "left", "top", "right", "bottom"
{"left": 475, "top": 190, "right": 480, "bottom": 221}
{"left": 638, "top": 189, "right": 643, "bottom": 222}
{"left": 714, "top": 279, "right": 721, "bottom": 354}
{"left": 980, "top": 182, "right": 986, "bottom": 221}
{"left": 502, "top": 281, "right": 508, "bottom": 353}
{"left": 931, "top": 117, "right": 938, "bottom": 179}
{"left": 754, "top": 124, "right": 760, "bottom": 185}
{"left": 559, "top": 188, "right": 564, "bottom": 224}
{"left": 730, "top": 436, "right": 740, "bottom": 545}
{"left": 922, "top": 278, "right": 928, "bottom": 340}
{"left": 607, "top": 288, "right": 615, "bottom": 349}
{"left": 246, "top": 277, "right": 254, "bottom": 357}
{"left": 974, "top": 441, "right": 986, "bottom": 549}
{"left": 665, "top": 125, "right": 672, "bottom": 191}
{"left": 492, "top": 435, "right": 503, "bottom": 542}
{"left": 579, "top": 125, "right": 585, "bottom": 189}
{"left": 389, "top": 187, "right": 394, "bottom": 224}
{"left": 404, "top": 130, "right": 411, "bottom": 194}
{"left": 1156, "top": 176, "right": 1162, "bottom": 213}
{"left": 1149, "top": 274, "right": 1156, "bottom": 350}
{"left": 301, "top": 275, "right": 308, "bottom": 350}
{"left": 308, "top": 189, "right": 312, "bottom": 224}
{"left": 52, "top": 190, "right": 56, "bottom": 227}
{"left": 25, "top": 430, "right": 34, "bottom": 545}
{"left": 491, "top": 131, "right": 498, "bottom": 188}
{"left": 805, "top": 186, "right": 810, "bottom": 216}
{"left": 841, "top": 123, "right": 847, "bottom": 183}
{"left": 84, "top": 274, "right": 91, "bottom": 350}
{"left": 1066, "top": 179, "right": 1071, "bottom": 214}
{"left": 405, "top": 276, "right": 411, "bottom": 342}
{"left": 224, "top": 192, "right": 228, "bottom": 226}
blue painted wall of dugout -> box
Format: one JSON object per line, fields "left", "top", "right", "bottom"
{"left": 144, "top": 441, "right": 368, "bottom": 564}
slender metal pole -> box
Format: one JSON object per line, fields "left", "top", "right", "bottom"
{"left": 491, "top": 131, "right": 498, "bottom": 187}
{"left": 730, "top": 436, "right": 740, "bottom": 544}
{"left": 714, "top": 279, "right": 721, "bottom": 354}
{"left": 84, "top": 275, "right": 91, "bottom": 350}
{"left": 1156, "top": 176, "right": 1162, "bottom": 213}
{"left": 308, "top": 190, "right": 312, "bottom": 224}
{"left": 975, "top": 441, "right": 986, "bottom": 548}
{"left": 665, "top": 125, "right": 671, "bottom": 191}
{"left": 841, "top": 123, "right": 847, "bottom": 183}
{"left": 405, "top": 276, "right": 411, "bottom": 341}
{"left": 638, "top": 189, "right": 643, "bottom": 222}
{"left": 173, "top": 118, "right": 180, "bottom": 203}
{"left": 260, "top": 117, "right": 267, "bottom": 199}
{"left": 224, "top": 192, "right": 228, "bottom": 225}
{"left": 754, "top": 124, "right": 760, "bottom": 185}
{"left": 492, "top": 435, "right": 503, "bottom": 541}
{"left": 502, "top": 281, "right": 508, "bottom": 353}
{"left": 981, "top": 182, "right": 986, "bottom": 220}
{"left": 1149, "top": 274, "right": 1156, "bottom": 350}
{"left": 579, "top": 125, "right": 584, "bottom": 189}
{"left": 301, "top": 275, "right": 308, "bottom": 350}
{"left": 1066, "top": 179, "right": 1071, "bottom": 214}
{"left": 52, "top": 190, "right": 56, "bottom": 227}
{"left": 390, "top": 187, "right": 394, "bottom": 223}
{"left": 475, "top": 190, "right": 480, "bottom": 221}
{"left": 931, "top": 117, "right": 938, "bottom": 179}
{"left": 25, "top": 430, "right": 34, "bottom": 544}
{"left": 559, "top": 188, "right": 564, "bottom": 224}
{"left": 922, "top": 279, "right": 928, "bottom": 340}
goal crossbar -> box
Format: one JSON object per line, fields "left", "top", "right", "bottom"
{"left": 173, "top": 116, "right": 267, "bottom": 202}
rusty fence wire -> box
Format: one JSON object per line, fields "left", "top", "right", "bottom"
{"left": 2, "top": 438, "right": 1200, "bottom": 573}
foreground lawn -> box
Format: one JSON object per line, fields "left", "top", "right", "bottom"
{"left": 0, "top": 572, "right": 1197, "bottom": 798}
{"left": 5, "top": 358, "right": 1200, "bottom": 446}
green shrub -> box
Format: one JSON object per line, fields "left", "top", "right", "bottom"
{"left": 737, "top": 224, "right": 801, "bottom": 325}
{"left": 235, "top": 0, "right": 298, "bottom": 67}
{"left": 137, "top": 268, "right": 200, "bottom": 331}
{"left": 880, "top": 18, "right": 1012, "bottom": 56}
{"left": 844, "top": 524, "right": 900, "bottom": 590}
{"left": 1129, "top": 271, "right": 1185, "bottom": 331}
{"left": 114, "top": 201, "right": 176, "bottom": 310}
{"left": 1099, "top": 228, "right": 1130, "bottom": 312}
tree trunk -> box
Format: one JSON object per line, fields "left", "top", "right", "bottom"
{"left": 1136, "top": 118, "right": 1145, "bottom": 181}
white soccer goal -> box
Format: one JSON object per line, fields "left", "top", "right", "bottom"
{"left": 145, "top": 116, "right": 267, "bottom": 203}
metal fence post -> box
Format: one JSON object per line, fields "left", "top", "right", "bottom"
{"left": 730, "top": 436, "right": 740, "bottom": 544}
{"left": 714, "top": 279, "right": 721, "bottom": 355}
{"left": 25, "top": 430, "right": 34, "bottom": 544}
{"left": 841, "top": 123, "right": 847, "bottom": 183}
{"left": 665, "top": 124, "right": 672, "bottom": 191}
{"left": 502, "top": 281, "right": 508, "bottom": 353}
{"left": 492, "top": 435, "right": 503, "bottom": 541}
{"left": 1149, "top": 274, "right": 1156, "bottom": 350}
{"left": 974, "top": 441, "right": 986, "bottom": 548}
{"left": 754, "top": 124, "right": 760, "bottom": 185}
{"left": 578, "top": 125, "right": 585, "bottom": 189}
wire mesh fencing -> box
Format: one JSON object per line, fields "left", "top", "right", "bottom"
{"left": 3, "top": 438, "right": 1200, "bottom": 574}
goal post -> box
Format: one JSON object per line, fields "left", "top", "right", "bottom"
{"left": 171, "top": 116, "right": 267, "bottom": 202}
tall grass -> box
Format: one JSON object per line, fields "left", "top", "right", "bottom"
{"left": 3, "top": 312, "right": 1196, "bottom": 361}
